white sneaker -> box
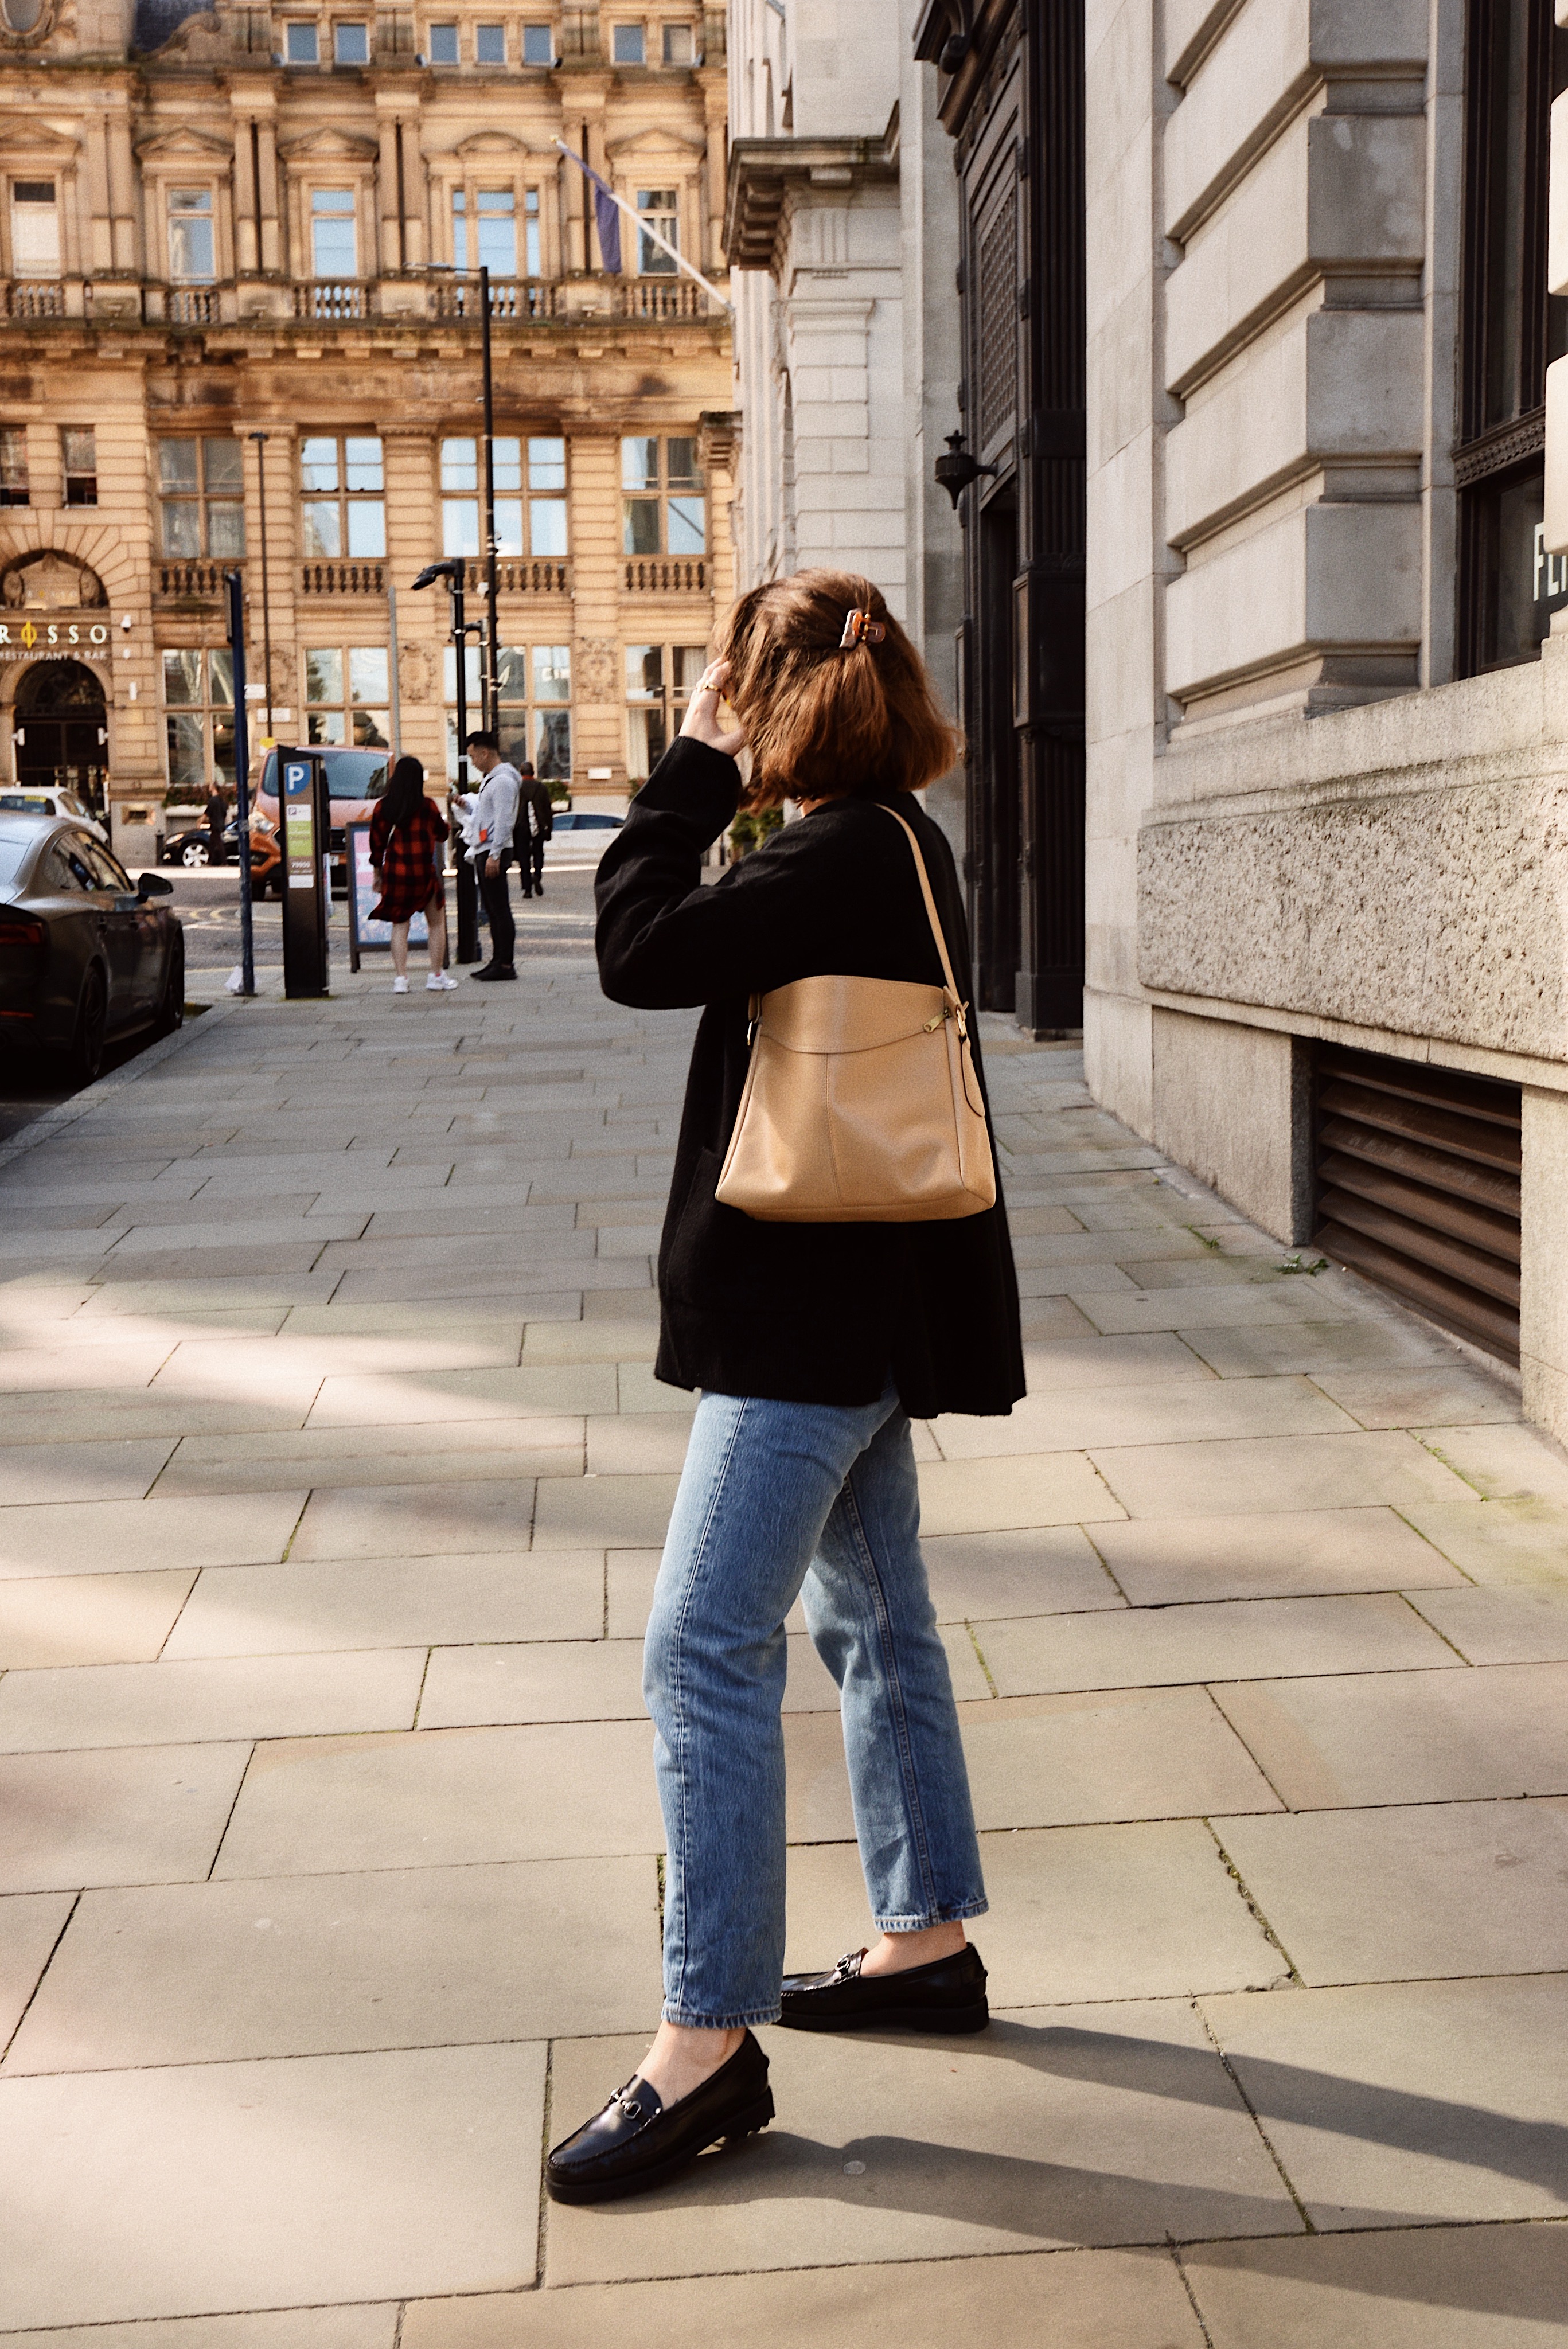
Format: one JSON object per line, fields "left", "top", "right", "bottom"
{"left": 426, "top": 973, "right": 459, "bottom": 990}
{"left": 392, "top": 976, "right": 409, "bottom": 994}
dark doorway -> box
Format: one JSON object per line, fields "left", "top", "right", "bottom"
{"left": 975, "top": 483, "right": 1020, "bottom": 1010}
{"left": 13, "top": 660, "right": 108, "bottom": 811}
{"left": 918, "top": 0, "right": 1086, "bottom": 1034}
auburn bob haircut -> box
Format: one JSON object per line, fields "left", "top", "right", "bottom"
{"left": 719, "top": 568, "right": 961, "bottom": 810}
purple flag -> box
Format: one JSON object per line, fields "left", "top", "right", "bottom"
{"left": 559, "top": 142, "right": 623, "bottom": 272}
{"left": 593, "top": 182, "right": 622, "bottom": 274}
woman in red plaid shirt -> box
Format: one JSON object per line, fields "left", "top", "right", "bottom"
{"left": 369, "top": 756, "right": 458, "bottom": 994}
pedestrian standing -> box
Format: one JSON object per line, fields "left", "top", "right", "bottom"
{"left": 516, "top": 768, "right": 540, "bottom": 899}
{"left": 547, "top": 568, "right": 1024, "bottom": 2203}
{"left": 368, "top": 755, "right": 457, "bottom": 994}
{"left": 205, "top": 781, "right": 228, "bottom": 867}
{"left": 517, "top": 761, "right": 553, "bottom": 897}
{"left": 457, "top": 730, "right": 520, "bottom": 981}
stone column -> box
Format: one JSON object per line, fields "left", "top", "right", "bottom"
{"left": 566, "top": 428, "right": 623, "bottom": 786}
{"left": 701, "top": 72, "right": 728, "bottom": 279}
{"left": 577, "top": 76, "right": 611, "bottom": 274}
{"left": 562, "top": 130, "right": 586, "bottom": 273}
{"left": 697, "top": 410, "right": 736, "bottom": 621}
{"left": 86, "top": 111, "right": 114, "bottom": 276}
{"left": 107, "top": 97, "right": 137, "bottom": 274}
{"left": 241, "top": 427, "right": 298, "bottom": 722}
{"left": 401, "top": 116, "right": 428, "bottom": 270}
{"left": 232, "top": 111, "right": 258, "bottom": 275}
{"left": 381, "top": 426, "right": 443, "bottom": 771}
{"left": 376, "top": 103, "right": 402, "bottom": 276}
{"left": 255, "top": 107, "right": 281, "bottom": 274}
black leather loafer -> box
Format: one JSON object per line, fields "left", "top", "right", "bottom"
{"left": 778, "top": 1943, "right": 989, "bottom": 2034}
{"left": 545, "top": 2030, "right": 774, "bottom": 2204}
{"left": 471, "top": 964, "right": 517, "bottom": 981}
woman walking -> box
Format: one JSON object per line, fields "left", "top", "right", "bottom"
{"left": 367, "top": 755, "right": 457, "bottom": 993}
{"left": 548, "top": 569, "right": 1024, "bottom": 2203}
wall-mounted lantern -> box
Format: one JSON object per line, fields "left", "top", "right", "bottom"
{"left": 934, "top": 430, "right": 999, "bottom": 509}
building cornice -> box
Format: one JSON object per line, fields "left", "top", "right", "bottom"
{"left": 723, "top": 132, "right": 898, "bottom": 276}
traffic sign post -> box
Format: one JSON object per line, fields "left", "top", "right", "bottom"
{"left": 279, "top": 750, "right": 330, "bottom": 998}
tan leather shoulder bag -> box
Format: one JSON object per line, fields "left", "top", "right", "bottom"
{"left": 714, "top": 802, "right": 997, "bottom": 1224}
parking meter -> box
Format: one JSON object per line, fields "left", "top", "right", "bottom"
{"left": 279, "top": 750, "right": 330, "bottom": 998}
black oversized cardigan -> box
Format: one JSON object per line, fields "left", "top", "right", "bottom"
{"left": 594, "top": 738, "right": 1025, "bottom": 1419}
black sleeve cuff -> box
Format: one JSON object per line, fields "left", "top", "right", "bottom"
{"left": 630, "top": 739, "right": 742, "bottom": 838}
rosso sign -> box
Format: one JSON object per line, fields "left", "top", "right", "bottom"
{"left": 0, "top": 619, "right": 112, "bottom": 657}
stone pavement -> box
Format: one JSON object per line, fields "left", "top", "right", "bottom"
{"left": 0, "top": 928, "right": 1566, "bottom": 2347}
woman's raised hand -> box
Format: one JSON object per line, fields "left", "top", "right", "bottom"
{"left": 679, "top": 658, "right": 746, "bottom": 758}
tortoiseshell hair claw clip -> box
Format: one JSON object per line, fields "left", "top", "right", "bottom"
{"left": 838, "top": 608, "right": 887, "bottom": 649}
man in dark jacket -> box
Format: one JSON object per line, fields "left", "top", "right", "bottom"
{"left": 205, "top": 783, "right": 228, "bottom": 867}
{"left": 517, "top": 762, "right": 553, "bottom": 897}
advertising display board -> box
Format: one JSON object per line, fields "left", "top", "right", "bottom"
{"left": 346, "top": 821, "right": 430, "bottom": 971}
{"left": 279, "top": 750, "right": 330, "bottom": 998}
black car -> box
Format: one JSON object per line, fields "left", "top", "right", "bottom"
{"left": 163, "top": 821, "right": 227, "bottom": 869}
{"left": 0, "top": 816, "right": 184, "bottom": 1083}
{"left": 163, "top": 817, "right": 284, "bottom": 895}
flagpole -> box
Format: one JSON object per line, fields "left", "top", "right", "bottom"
{"left": 554, "top": 139, "right": 734, "bottom": 314}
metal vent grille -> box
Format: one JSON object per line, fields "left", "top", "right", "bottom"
{"left": 1313, "top": 1043, "right": 1522, "bottom": 1364}
{"left": 977, "top": 185, "right": 1018, "bottom": 446}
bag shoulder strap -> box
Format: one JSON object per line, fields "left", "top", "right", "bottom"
{"left": 872, "top": 801, "right": 962, "bottom": 1001}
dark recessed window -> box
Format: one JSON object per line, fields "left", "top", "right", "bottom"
{"left": 0, "top": 427, "right": 27, "bottom": 508}
{"left": 612, "top": 22, "right": 645, "bottom": 63}
{"left": 1456, "top": 0, "right": 1568, "bottom": 673}
{"left": 63, "top": 427, "right": 96, "bottom": 508}
{"left": 427, "top": 19, "right": 458, "bottom": 58}
{"left": 522, "top": 21, "right": 553, "bottom": 61}
{"left": 475, "top": 21, "right": 505, "bottom": 59}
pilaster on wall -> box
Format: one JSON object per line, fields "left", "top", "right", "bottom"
{"left": 240, "top": 428, "right": 298, "bottom": 724}
{"left": 898, "top": 6, "right": 964, "bottom": 855}
{"left": 1082, "top": 0, "right": 1173, "bottom": 1135}
{"left": 565, "top": 431, "right": 625, "bottom": 781}
{"left": 380, "top": 428, "right": 441, "bottom": 775}
{"left": 1152, "top": 1007, "right": 1313, "bottom": 1245}
{"left": 1160, "top": 0, "right": 1430, "bottom": 733}
{"left": 1521, "top": 1085, "right": 1568, "bottom": 1447}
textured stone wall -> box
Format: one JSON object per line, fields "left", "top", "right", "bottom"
{"left": 1138, "top": 766, "right": 1568, "bottom": 1064}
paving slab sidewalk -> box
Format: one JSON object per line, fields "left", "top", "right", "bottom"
{"left": 1, "top": 927, "right": 1566, "bottom": 2346}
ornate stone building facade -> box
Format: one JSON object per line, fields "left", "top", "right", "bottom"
{"left": 1079, "top": 0, "right": 1568, "bottom": 1439}
{"left": 0, "top": 0, "right": 734, "bottom": 859}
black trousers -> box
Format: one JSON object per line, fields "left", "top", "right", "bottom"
{"left": 530, "top": 838, "right": 547, "bottom": 893}
{"left": 478, "top": 853, "right": 514, "bottom": 968}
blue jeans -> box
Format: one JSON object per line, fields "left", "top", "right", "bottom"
{"left": 644, "top": 1383, "right": 988, "bottom": 2029}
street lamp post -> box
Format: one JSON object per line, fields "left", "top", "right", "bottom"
{"left": 479, "top": 263, "right": 501, "bottom": 739}
{"left": 412, "top": 557, "right": 482, "bottom": 963}
{"left": 248, "top": 432, "right": 273, "bottom": 737}
{"left": 224, "top": 569, "right": 256, "bottom": 998}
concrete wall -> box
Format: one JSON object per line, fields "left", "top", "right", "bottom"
{"left": 1152, "top": 1008, "right": 1312, "bottom": 1246}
